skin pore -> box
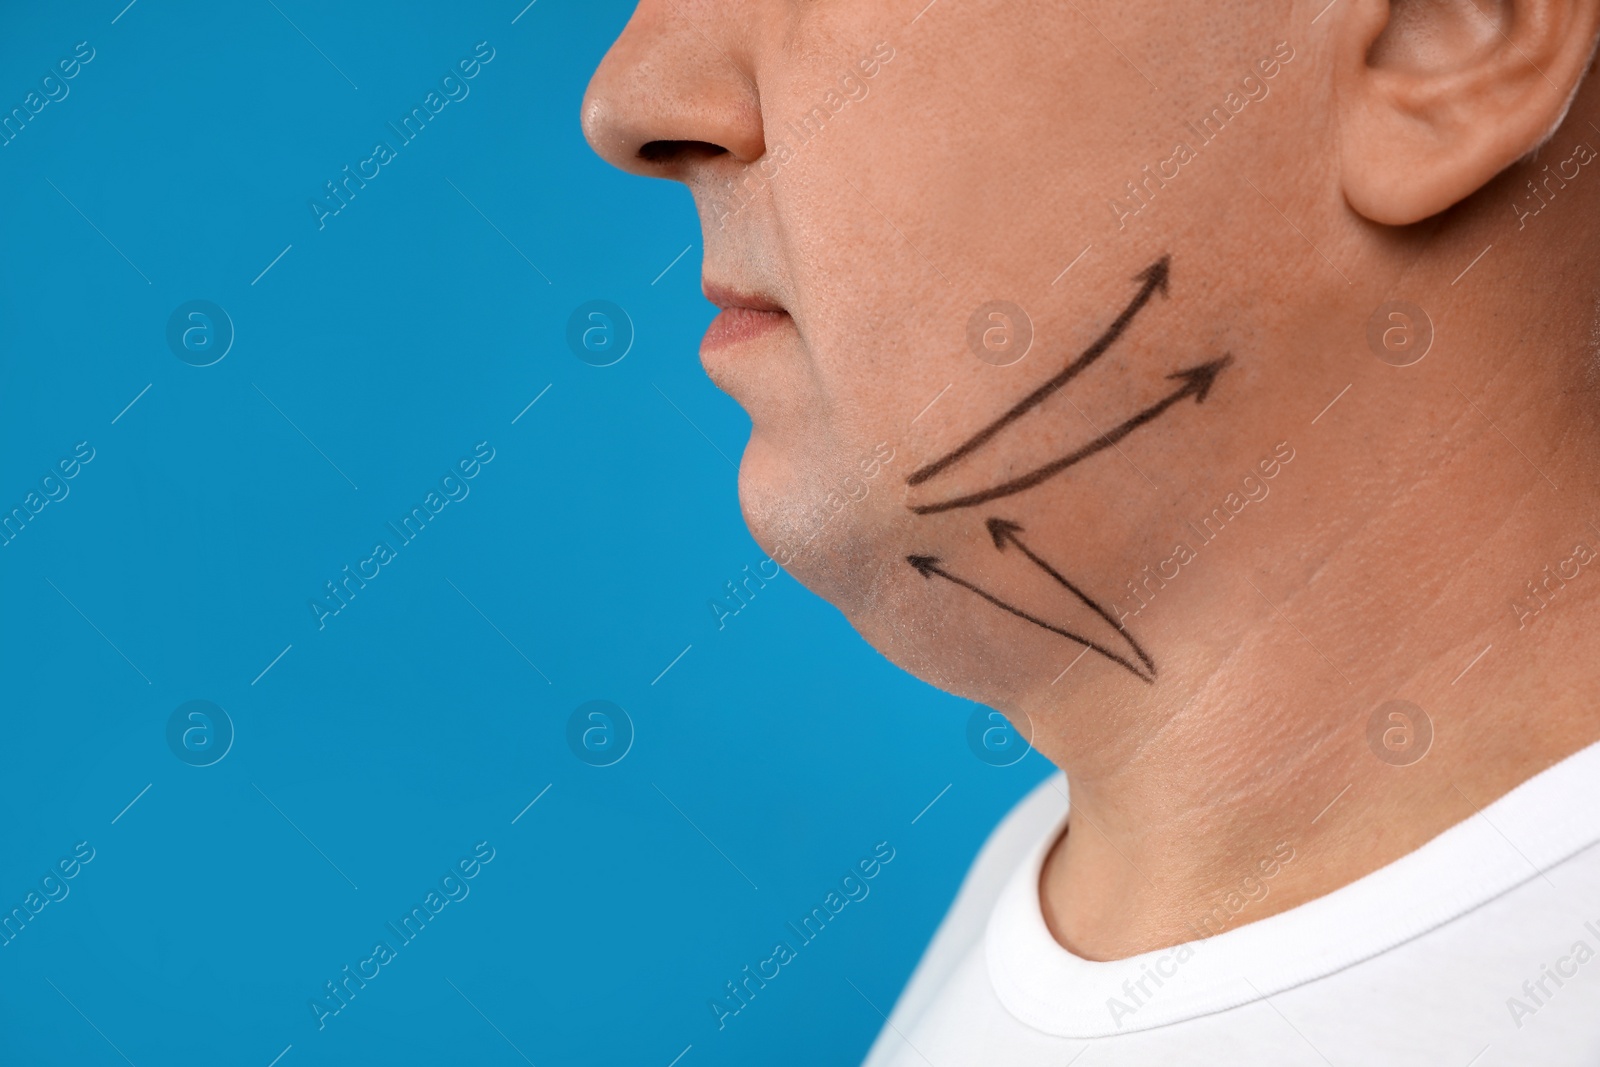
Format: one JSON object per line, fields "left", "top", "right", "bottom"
{"left": 583, "top": 0, "right": 1600, "bottom": 961}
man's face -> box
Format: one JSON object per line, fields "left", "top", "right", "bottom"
{"left": 584, "top": 2, "right": 1335, "bottom": 713}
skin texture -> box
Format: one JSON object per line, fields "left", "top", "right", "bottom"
{"left": 583, "top": 0, "right": 1600, "bottom": 961}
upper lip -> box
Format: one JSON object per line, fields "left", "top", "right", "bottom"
{"left": 702, "top": 280, "right": 787, "bottom": 314}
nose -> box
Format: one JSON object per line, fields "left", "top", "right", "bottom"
{"left": 580, "top": 2, "right": 767, "bottom": 182}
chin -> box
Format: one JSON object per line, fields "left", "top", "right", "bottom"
{"left": 734, "top": 430, "right": 907, "bottom": 611}
{"left": 735, "top": 429, "right": 1147, "bottom": 713}
{"left": 734, "top": 431, "right": 1008, "bottom": 701}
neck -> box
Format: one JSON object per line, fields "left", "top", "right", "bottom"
{"left": 1030, "top": 119, "right": 1600, "bottom": 962}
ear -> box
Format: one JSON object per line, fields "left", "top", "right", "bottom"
{"left": 1335, "top": 0, "right": 1600, "bottom": 225}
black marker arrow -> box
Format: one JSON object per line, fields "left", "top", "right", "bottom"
{"left": 908, "top": 256, "right": 1171, "bottom": 488}
{"left": 907, "top": 554, "right": 1152, "bottom": 683}
{"left": 986, "top": 517, "right": 1154, "bottom": 676}
{"left": 912, "top": 355, "right": 1232, "bottom": 516}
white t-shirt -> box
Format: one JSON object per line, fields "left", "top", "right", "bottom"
{"left": 863, "top": 741, "right": 1600, "bottom": 1066}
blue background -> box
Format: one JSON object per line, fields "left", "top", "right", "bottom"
{"left": 0, "top": 3, "right": 1050, "bottom": 1064}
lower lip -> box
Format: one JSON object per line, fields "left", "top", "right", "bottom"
{"left": 701, "top": 306, "right": 791, "bottom": 354}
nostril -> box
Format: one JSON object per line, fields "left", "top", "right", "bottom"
{"left": 639, "top": 139, "right": 730, "bottom": 164}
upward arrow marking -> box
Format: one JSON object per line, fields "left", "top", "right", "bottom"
{"left": 913, "top": 356, "right": 1231, "bottom": 515}
{"left": 985, "top": 517, "right": 1154, "bottom": 676}
{"left": 908, "top": 257, "right": 1170, "bottom": 488}
{"left": 906, "top": 554, "right": 1153, "bottom": 683}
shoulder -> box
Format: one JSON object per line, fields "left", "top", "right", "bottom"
{"left": 862, "top": 770, "right": 1068, "bottom": 1064}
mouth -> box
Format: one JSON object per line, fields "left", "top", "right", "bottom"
{"left": 701, "top": 281, "right": 792, "bottom": 354}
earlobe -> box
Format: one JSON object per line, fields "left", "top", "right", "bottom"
{"left": 1336, "top": 0, "right": 1600, "bottom": 226}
